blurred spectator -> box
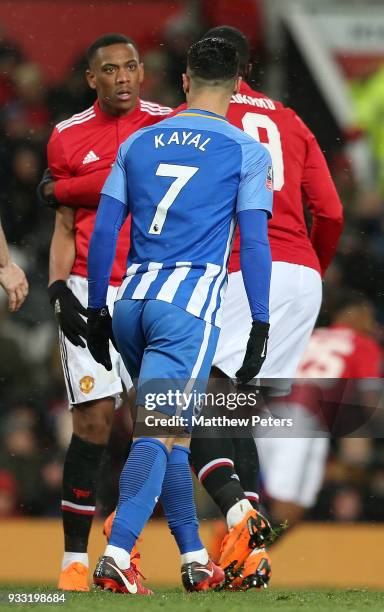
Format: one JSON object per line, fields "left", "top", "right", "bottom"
{"left": 1, "top": 145, "right": 43, "bottom": 245}
{"left": 12, "top": 63, "right": 50, "bottom": 141}
{"left": 0, "top": 35, "right": 24, "bottom": 108}
{"left": 331, "top": 487, "right": 364, "bottom": 522}
{"left": 47, "top": 56, "right": 95, "bottom": 123}
{"left": 162, "top": 11, "right": 206, "bottom": 104}
{"left": 140, "top": 50, "right": 175, "bottom": 107}
{"left": 0, "top": 470, "right": 18, "bottom": 517}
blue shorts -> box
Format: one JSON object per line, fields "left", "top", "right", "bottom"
{"left": 112, "top": 299, "right": 219, "bottom": 428}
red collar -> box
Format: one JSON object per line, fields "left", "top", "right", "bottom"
{"left": 239, "top": 81, "right": 260, "bottom": 97}
{"left": 92, "top": 98, "right": 143, "bottom": 123}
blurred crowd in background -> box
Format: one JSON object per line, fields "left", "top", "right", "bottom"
{"left": 1, "top": 0, "right": 384, "bottom": 525}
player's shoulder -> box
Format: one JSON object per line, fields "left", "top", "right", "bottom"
{"left": 233, "top": 83, "right": 311, "bottom": 129}
{"left": 224, "top": 120, "right": 270, "bottom": 155}
{"left": 225, "top": 122, "right": 271, "bottom": 165}
{"left": 354, "top": 330, "right": 381, "bottom": 354}
{"left": 232, "top": 83, "right": 284, "bottom": 112}
{"left": 138, "top": 99, "right": 173, "bottom": 118}
{"left": 118, "top": 120, "right": 164, "bottom": 156}
{"left": 53, "top": 104, "right": 96, "bottom": 136}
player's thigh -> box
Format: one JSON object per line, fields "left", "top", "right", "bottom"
{"left": 213, "top": 271, "right": 251, "bottom": 377}
{"left": 258, "top": 263, "right": 322, "bottom": 380}
{"left": 59, "top": 276, "right": 123, "bottom": 407}
{"left": 107, "top": 286, "right": 134, "bottom": 393}
{"left": 138, "top": 300, "right": 219, "bottom": 421}
{"left": 112, "top": 298, "right": 147, "bottom": 382}
{"left": 259, "top": 436, "right": 328, "bottom": 509}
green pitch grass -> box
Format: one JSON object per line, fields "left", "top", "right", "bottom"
{"left": 1, "top": 586, "right": 384, "bottom": 612}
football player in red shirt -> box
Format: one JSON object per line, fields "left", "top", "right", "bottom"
{"left": 190, "top": 27, "right": 344, "bottom": 589}
{"left": 257, "top": 290, "right": 382, "bottom": 530}
{"left": 39, "top": 33, "right": 171, "bottom": 591}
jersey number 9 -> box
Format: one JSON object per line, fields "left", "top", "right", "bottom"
{"left": 242, "top": 113, "right": 284, "bottom": 191}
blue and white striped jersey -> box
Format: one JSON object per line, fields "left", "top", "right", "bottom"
{"left": 102, "top": 109, "right": 273, "bottom": 327}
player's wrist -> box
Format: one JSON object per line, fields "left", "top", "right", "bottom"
{"left": 251, "top": 320, "right": 270, "bottom": 335}
{"left": 87, "top": 306, "right": 109, "bottom": 318}
{"left": 0, "top": 258, "right": 12, "bottom": 275}
{"left": 37, "top": 168, "right": 58, "bottom": 208}
{"left": 43, "top": 181, "right": 56, "bottom": 201}
{"left": 47, "top": 280, "right": 68, "bottom": 304}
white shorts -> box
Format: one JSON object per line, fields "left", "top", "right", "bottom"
{"left": 59, "top": 275, "right": 132, "bottom": 407}
{"left": 214, "top": 262, "right": 322, "bottom": 393}
{"left": 255, "top": 403, "right": 329, "bottom": 508}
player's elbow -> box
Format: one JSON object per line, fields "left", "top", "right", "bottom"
{"left": 317, "top": 199, "right": 344, "bottom": 229}
{"left": 90, "top": 222, "right": 109, "bottom": 246}
{"left": 328, "top": 205, "right": 344, "bottom": 230}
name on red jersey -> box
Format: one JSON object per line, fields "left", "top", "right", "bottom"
{"left": 230, "top": 93, "right": 276, "bottom": 110}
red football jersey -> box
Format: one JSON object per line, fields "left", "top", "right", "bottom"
{"left": 47, "top": 99, "right": 172, "bottom": 285}
{"left": 288, "top": 324, "right": 382, "bottom": 427}
{"left": 227, "top": 82, "right": 344, "bottom": 275}
{"left": 297, "top": 324, "right": 382, "bottom": 379}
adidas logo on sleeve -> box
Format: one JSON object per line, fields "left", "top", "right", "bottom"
{"left": 82, "top": 150, "right": 100, "bottom": 165}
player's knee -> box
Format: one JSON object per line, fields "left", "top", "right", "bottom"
{"left": 72, "top": 398, "right": 115, "bottom": 444}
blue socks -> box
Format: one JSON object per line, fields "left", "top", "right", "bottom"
{"left": 160, "top": 445, "right": 204, "bottom": 555}
{"left": 109, "top": 438, "right": 168, "bottom": 553}
{"left": 109, "top": 440, "right": 206, "bottom": 565}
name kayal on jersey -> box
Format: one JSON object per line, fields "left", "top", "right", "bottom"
{"left": 154, "top": 131, "right": 211, "bottom": 151}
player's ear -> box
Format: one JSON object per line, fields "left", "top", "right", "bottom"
{"left": 245, "top": 63, "right": 253, "bottom": 80}
{"left": 182, "top": 73, "right": 190, "bottom": 94}
{"left": 86, "top": 69, "right": 97, "bottom": 91}
{"left": 234, "top": 76, "right": 242, "bottom": 94}
{"left": 138, "top": 62, "right": 144, "bottom": 85}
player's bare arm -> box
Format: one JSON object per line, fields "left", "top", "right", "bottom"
{"left": 49, "top": 207, "right": 76, "bottom": 285}
{"left": 47, "top": 207, "right": 87, "bottom": 347}
{"left": 0, "top": 221, "right": 28, "bottom": 312}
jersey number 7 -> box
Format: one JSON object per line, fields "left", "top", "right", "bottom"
{"left": 149, "top": 163, "right": 199, "bottom": 235}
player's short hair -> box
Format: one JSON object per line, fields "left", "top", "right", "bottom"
{"left": 86, "top": 33, "right": 138, "bottom": 66}
{"left": 187, "top": 37, "right": 239, "bottom": 87}
{"left": 203, "top": 26, "right": 250, "bottom": 75}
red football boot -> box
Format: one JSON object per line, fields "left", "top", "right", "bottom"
{"left": 181, "top": 559, "right": 225, "bottom": 592}
{"left": 93, "top": 554, "right": 152, "bottom": 595}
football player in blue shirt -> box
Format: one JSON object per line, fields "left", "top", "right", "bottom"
{"left": 86, "top": 37, "right": 273, "bottom": 594}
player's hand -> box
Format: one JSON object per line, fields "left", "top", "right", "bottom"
{"left": 48, "top": 280, "right": 88, "bottom": 347}
{"left": 236, "top": 320, "right": 270, "bottom": 384}
{"left": 86, "top": 306, "right": 114, "bottom": 371}
{"left": 0, "top": 261, "right": 29, "bottom": 312}
{"left": 37, "top": 168, "right": 58, "bottom": 208}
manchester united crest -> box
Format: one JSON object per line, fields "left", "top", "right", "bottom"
{"left": 79, "top": 376, "right": 95, "bottom": 394}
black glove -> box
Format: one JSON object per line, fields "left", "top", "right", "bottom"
{"left": 86, "top": 306, "right": 114, "bottom": 371}
{"left": 48, "top": 280, "right": 88, "bottom": 347}
{"left": 37, "top": 168, "right": 58, "bottom": 208}
{"left": 236, "top": 320, "right": 270, "bottom": 384}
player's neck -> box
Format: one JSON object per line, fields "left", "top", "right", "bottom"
{"left": 98, "top": 98, "right": 138, "bottom": 118}
{"left": 186, "top": 93, "right": 231, "bottom": 118}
